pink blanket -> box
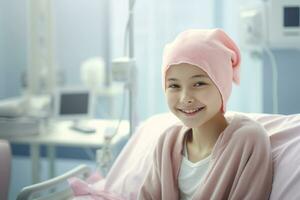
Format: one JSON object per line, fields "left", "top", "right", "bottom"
{"left": 69, "top": 112, "right": 300, "bottom": 200}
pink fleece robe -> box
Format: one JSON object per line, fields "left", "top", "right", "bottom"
{"left": 138, "top": 113, "right": 273, "bottom": 200}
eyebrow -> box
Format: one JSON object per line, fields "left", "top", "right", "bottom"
{"left": 167, "top": 74, "right": 208, "bottom": 81}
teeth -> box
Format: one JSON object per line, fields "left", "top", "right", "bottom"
{"left": 180, "top": 107, "right": 203, "bottom": 114}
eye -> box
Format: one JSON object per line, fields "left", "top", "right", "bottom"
{"left": 194, "top": 82, "right": 206, "bottom": 87}
{"left": 167, "top": 84, "right": 180, "bottom": 89}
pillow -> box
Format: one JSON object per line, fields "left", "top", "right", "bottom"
{"left": 241, "top": 112, "right": 300, "bottom": 200}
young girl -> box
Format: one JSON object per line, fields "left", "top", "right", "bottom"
{"left": 138, "top": 29, "right": 273, "bottom": 199}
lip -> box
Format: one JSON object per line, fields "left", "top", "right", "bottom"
{"left": 178, "top": 106, "right": 205, "bottom": 117}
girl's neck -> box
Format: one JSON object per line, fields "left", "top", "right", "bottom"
{"left": 188, "top": 112, "right": 228, "bottom": 156}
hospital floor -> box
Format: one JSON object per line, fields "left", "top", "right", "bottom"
{"left": 9, "top": 156, "right": 96, "bottom": 200}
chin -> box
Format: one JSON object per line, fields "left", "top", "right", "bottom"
{"left": 181, "top": 120, "right": 203, "bottom": 128}
{"left": 173, "top": 115, "right": 203, "bottom": 128}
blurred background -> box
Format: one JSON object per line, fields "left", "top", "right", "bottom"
{"left": 1, "top": 0, "right": 300, "bottom": 199}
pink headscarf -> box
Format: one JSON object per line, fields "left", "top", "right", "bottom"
{"left": 162, "top": 28, "right": 241, "bottom": 112}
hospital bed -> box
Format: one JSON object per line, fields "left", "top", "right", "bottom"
{"left": 17, "top": 165, "right": 91, "bottom": 200}
{"left": 17, "top": 112, "right": 300, "bottom": 200}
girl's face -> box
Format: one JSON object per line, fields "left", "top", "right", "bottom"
{"left": 165, "top": 63, "right": 223, "bottom": 128}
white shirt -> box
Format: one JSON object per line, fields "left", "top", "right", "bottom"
{"left": 178, "top": 140, "right": 211, "bottom": 200}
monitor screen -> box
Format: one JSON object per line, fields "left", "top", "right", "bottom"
{"left": 54, "top": 88, "right": 93, "bottom": 120}
{"left": 284, "top": 6, "right": 300, "bottom": 27}
{"left": 60, "top": 93, "right": 89, "bottom": 115}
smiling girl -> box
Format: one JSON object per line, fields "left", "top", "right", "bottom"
{"left": 138, "top": 29, "right": 273, "bottom": 200}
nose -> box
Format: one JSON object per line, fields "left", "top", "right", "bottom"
{"left": 182, "top": 97, "right": 194, "bottom": 104}
{"left": 180, "top": 91, "right": 194, "bottom": 104}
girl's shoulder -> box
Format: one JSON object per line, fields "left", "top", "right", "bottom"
{"left": 150, "top": 122, "right": 186, "bottom": 165}
{"left": 156, "top": 122, "right": 185, "bottom": 145}
{"left": 227, "top": 112, "right": 269, "bottom": 144}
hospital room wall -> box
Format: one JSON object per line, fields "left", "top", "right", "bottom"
{"left": 0, "top": 2, "right": 3, "bottom": 98}
{"left": 263, "top": 50, "right": 300, "bottom": 114}
{"left": 0, "top": 0, "right": 111, "bottom": 101}
{"left": 53, "top": 0, "right": 111, "bottom": 87}
{"left": 0, "top": 0, "right": 27, "bottom": 99}
{"left": 221, "top": 0, "right": 264, "bottom": 113}
{"left": 1, "top": 0, "right": 116, "bottom": 121}
{"left": 53, "top": 0, "right": 113, "bottom": 118}
{"left": 223, "top": 0, "right": 300, "bottom": 115}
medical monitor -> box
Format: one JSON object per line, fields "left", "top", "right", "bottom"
{"left": 54, "top": 87, "right": 94, "bottom": 120}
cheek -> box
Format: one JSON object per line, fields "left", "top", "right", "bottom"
{"left": 196, "top": 88, "right": 222, "bottom": 106}
{"left": 165, "top": 93, "right": 177, "bottom": 108}
{"left": 206, "top": 89, "right": 222, "bottom": 107}
{"left": 193, "top": 89, "right": 211, "bottom": 101}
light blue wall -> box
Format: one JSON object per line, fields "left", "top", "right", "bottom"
{"left": 0, "top": 0, "right": 4, "bottom": 99}
{"left": 0, "top": 0, "right": 27, "bottom": 99}
{"left": 0, "top": 0, "right": 110, "bottom": 100}
{"left": 215, "top": 0, "right": 263, "bottom": 113}
{"left": 263, "top": 50, "right": 300, "bottom": 114}
{"left": 53, "top": 0, "right": 111, "bottom": 86}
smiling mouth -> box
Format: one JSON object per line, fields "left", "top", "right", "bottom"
{"left": 178, "top": 107, "right": 205, "bottom": 116}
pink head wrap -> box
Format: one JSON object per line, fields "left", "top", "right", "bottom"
{"left": 162, "top": 28, "right": 241, "bottom": 112}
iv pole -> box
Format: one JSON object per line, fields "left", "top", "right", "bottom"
{"left": 127, "top": 0, "right": 138, "bottom": 136}
{"left": 98, "top": 0, "right": 138, "bottom": 175}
